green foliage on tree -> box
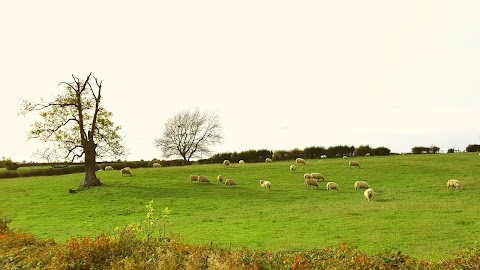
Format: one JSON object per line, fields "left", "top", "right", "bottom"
{"left": 19, "top": 73, "right": 125, "bottom": 188}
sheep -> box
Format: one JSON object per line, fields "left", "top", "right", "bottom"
{"left": 326, "top": 181, "right": 338, "bottom": 191}
{"left": 304, "top": 179, "right": 319, "bottom": 189}
{"left": 104, "top": 165, "right": 114, "bottom": 171}
{"left": 239, "top": 160, "right": 245, "bottom": 164}
{"left": 223, "top": 160, "right": 230, "bottom": 167}
{"left": 290, "top": 164, "right": 297, "bottom": 173}
{"left": 447, "top": 179, "right": 461, "bottom": 190}
{"left": 190, "top": 174, "right": 199, "bottom": 183}
{"left": 348, "top": 161, "right": 361, "bottom": 168}
{"left": 304, "top": 173, "right": 313, "bottom": 180}
{"left": 364, "top": 188, "right": 374, "bottom": 201}
{"left": 197, "top": 175, "right": 210, "bottom": 185}
{"left": 310, "top": 172, "right": 325, "bottom": 181}
{"left": 320, "top": 155, "right": 327, "bottom": 159}
{"left": 153, "top": 162, "right": 162, "bottom": 168}
{"left": 343, "top": 155, "right": 348, "bottom": 159}
{"left": 296, "top": 158, "right": 306, "bottom": 165}
{"left": 265, "top": 158, "right": 273, "bottom": 163}
{"left": 217, "top": 175, "right": 223, "bottom": 184}
{"left": 121, "top": 167, "right": 131, "bottom": 176}
{"left": 365, "top": 153, "right": 371, "bottom": 157}
{"left": 354, "top": 181, "right": 370, "bottom": 190}
{"left": 260, "top": 180, "right": 271, "bottom": 190}
{"left": 225, "top": 179, "right": 236, "bottom": 187}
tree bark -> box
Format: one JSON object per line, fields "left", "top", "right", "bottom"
{"left": 80, "top": 142, "right": 101, "bottom": 188}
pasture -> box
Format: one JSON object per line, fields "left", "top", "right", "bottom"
{"left": 0, "top": 153, "right": 479, "bottom": 261}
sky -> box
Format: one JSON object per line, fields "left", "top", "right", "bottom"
{"left": 1, "top": 1, "right": 480, "bottom": 162}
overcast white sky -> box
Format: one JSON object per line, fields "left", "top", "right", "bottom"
{"left": 1, "top": 1, "right": 480, "bottom": 162}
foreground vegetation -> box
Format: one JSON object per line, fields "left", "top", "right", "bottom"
{"left": 2, "top": 217, "right": 480, "bottom": 269}
{"left": 0, "top": 153, "right": 479, "bottom": 263}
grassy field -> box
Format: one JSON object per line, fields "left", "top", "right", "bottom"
{"left": 0, "top": 153, "right": 479, "bottom": 261}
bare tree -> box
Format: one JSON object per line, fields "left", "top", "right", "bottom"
{"left": 19, "top": 73, "right": 125, "bottom": 188}
{"left": 154, "top": 108, "right": 223, "bottom": 161}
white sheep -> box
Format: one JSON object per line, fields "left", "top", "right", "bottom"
{"left": 364, "top": 188, "right": 374, "bottom": 201}
{"left": 239, "top": 160, "right": 245, "bottom": 164}
{"left": 190, "top": 174, "right": 199, "bottom": 183}
{"left": 343, "top": 155, "right": 348, "bottom": 159}
{"left": 225, "top": 179, "right": 236, "bottom": 187}
{"left": 349, "top": 161, "right": 360, "bottom": 168}
{"left": 447, "top": 179, "right": 461, "bottom": 190}
{"left": 296, "top": 158, "right": 306, "bottom": 165}
{"left": 217, "top": 175, "right": 223, "bottom": 184}
{"left": 310, "top": 172, "right": 324, "bottom": 181}
{"left": 304, "top": 173, "right": 313, "bottom": 180}
{"left": 223, "top": 160, "right": 230, "bottom": 167}
{"left": 197, "top": 175, "right": 210, "bottom": 185}
{"left": 104, "top": 165, "right": 114, "bottom": 171}
{"left": 354, "top": 181, "right": 369, "bottom": 190}
{"left": 153, "top": 162, "right": 162, "bottom": 168}
{"left": 305, "top": 179, "right": 319, "bottom": 189}
{"left": 365, "top": 153, "right": 371, "bottom": 156}
{"left": 320, "top": 155, "right": 327, "bottom": 159}
{"left": 121, "top": 167, "right": 131, "bottom": 176}
{"left": 260, "top": 180, "right": 271, "bottom": 190}
{"left": 290, "top": 164, "right": 297, "bottom": 173}
{"left": 326, "top": 181, "right": 338, "bottom": 191}
{"left": 265, "top": 158, "right": 273, "bottom": 163}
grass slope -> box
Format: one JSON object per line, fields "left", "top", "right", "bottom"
{"left": 1, "top": 153, "right": 479, "bottom": 261}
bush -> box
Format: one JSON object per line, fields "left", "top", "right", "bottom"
{"left": 4, "top": 162, "right": 19, "bottom": 171}
{"left": 466, "top": 144, "right": 480, "bottom": 152}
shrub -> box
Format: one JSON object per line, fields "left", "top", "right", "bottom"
{"left": 4, "top": 162, "right": 19, "bottom": 171}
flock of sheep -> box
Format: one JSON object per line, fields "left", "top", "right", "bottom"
{"left": 188, "top": 156, "right": 463, "bottom": 202}
{"left": 102, "top": 156, "right": 462, "bottom": 201}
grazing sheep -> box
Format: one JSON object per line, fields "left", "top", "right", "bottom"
{"left": 296, "top": 158, "right": 306, "bottom": 165}
{"left": 320, "top": 155, "right": 327, "bottom": 159}
{"left": 304, "top": 173, "right": 313, "bottom": 180}
{"left": 265, "top": 158, "right": 273, "bottom": 163}
{"left": 190, "top": 174, "right": 199, "bottom": 183}
{"left": 365, "top": 153, "right": 371, "bottom": 157}
{"left": 121, "top": 167, "right": 131, "bottom": 176}
{"left": 223, "top": 160, "right": 230, "bottom": 167}
{"left": 326, "top": 182, "right": 338, "bottom": 191}
{"left": 153, "top": 162, "right": 162, "bottom": 168}
{"left": 364, "top": 188, "right": 374, "bottom": 201}
{"left": 217, "top": 175, "right": 223, "bottom": 184}
{"left": 290, "top": 164, "right": 297, "bottom": 173}
{"left": 260, "top": 180, "right": 271, "bottom": 190}
{"left": 310, "top": 172, "right": 325, "bottom": 181}
{"left": 239, "top": 160, "right": 245, "bottom": 164}
{"left": 349, "top": 161, "right": 361, "bottom": 168}
{"left": 354, "top": 181, "right": 370, "bottom": 190}
{"left": 225, "top": 179, "right": 236, "bottom": 186}
{"left": 304, "top": 179, "right": 319, "bottom": 189}
{"left": 197, "top": 175, "right": 210, "bottom": 185}
{"left": 343, "top": 155, "right": 348, "bottom": 159}
{"left": 104, "top": 165, "right": 114, "bottom": 171}
{"left": 447, "top": 179, "right": 461, "bottom": 190}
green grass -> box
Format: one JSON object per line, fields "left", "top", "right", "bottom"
{"left": 1, "top": 153, "right": 479, "bottom": 261}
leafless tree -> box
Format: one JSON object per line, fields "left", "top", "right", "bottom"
{"left": 154, "top": 108, "right": 223, "bottom": 161}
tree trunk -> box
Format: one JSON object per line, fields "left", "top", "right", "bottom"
{"left": 80, "top": 143, "right": 101, "bottom": 188}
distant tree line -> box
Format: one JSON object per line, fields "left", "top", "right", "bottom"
{"left": 411, "top": 146, "right": 440, "bottom": 154}
{"left": 198, "top": 145, "right": 392, "bottom": 164}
